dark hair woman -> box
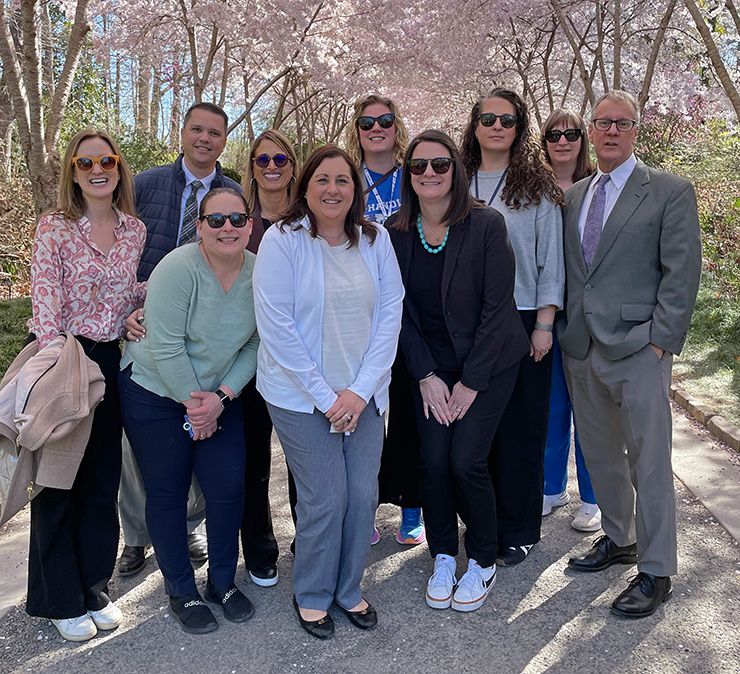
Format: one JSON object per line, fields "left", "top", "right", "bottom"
{"left": 388, "top": 129, "right": 529, "bottom": 613}
{"left": 460, "top": 87, "right": 565, "bottom": 568}
{"left": 25, "top": 128, "right": 145, "bottom": 641}
{"left": 254, "top": 145, "right": 403, "bottom": 639}
{"left": 540, "top": 109, "right": 601, "bottom": 534}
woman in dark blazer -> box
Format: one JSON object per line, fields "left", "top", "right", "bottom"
{"left": 387, "top": 129, "right": 529, "bottom": 613}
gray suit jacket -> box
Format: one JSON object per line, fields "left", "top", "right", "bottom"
{"left": 559, "top": 159, "right": 702, "bottom": 361}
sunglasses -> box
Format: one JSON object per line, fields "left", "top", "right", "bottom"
{"left": 544, "top": 128, "right": 583, "bottom": 143}
{"left": 200, "top": 212, "right": 250, "bottom": 228}
{"left": 72, "top": 154, "right": 120, "bottom": 172}
{"left": 357, "top": 113, "right": 396, "bottom": 131}
{"left": 478, "top": 113, "right": 518, "bottom": 128}
{"left": 407, "top": 157, "right": 454, "bottom": 176}
{"left": 253, "top": 153, "right": 291, "bottom": 169}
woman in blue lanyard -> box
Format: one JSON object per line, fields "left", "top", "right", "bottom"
{"left": 345, "top": 95, "right": 425, "bottom": 547}
{"left": 460, "top": 87, "right": 565, "bottom": 568}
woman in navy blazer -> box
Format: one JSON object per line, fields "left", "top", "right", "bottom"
{"left": 387, "top": 129, "right": 528, "bottom": 613}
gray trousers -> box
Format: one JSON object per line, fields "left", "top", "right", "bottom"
{"left": 563, "top": 342, "right": 677, "bottom": 576}
{"left": 119, "top": 433, "right": 206, "bottom": 547}
{"left": 268, "top": 402, "right": 384, "bottom": 611}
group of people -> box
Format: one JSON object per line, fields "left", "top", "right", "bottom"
{"left": 15, "top": 85, "right": 701, "bottom": 643}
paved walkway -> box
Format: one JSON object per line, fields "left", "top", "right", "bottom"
{"left": 1, "top": 404, "right": 739, "bottom": 674}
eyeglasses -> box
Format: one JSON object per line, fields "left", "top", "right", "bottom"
{"left": 544, "top": 128, "right": 583, "bottom": 143}
{"left": 357, "top": 113, "right": 396, "bottom": 131}
{"left": 72, "top": 154, "right": 120, "bottom": 172}
{"left": 253, "top": 153, "right": 291, "bottom": 168}
{"left": 200, "top": 212, "right": 250, "bottom": 228}
{"left": 592, "top": 118, "right": 638, "bottom": 132}
{"left": 478, "top": 113, "right": 518, "bottom": 128}
{"left": 407, "top": 157, "right": 454, "bottom": 175}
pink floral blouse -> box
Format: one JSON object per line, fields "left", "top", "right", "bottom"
{"left": 28, "top": 210, "right": 147, "bottom": 348}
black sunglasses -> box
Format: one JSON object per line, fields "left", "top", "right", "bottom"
{"left": 200, "top": 212, "right": 250, "bottom": 228}
{"left": 253, "top": 153, "right": 291, "bottom": 168}
{"left": 407, "top": 157, "right": 454, "bottom": 176}
{"left": 479, "top": 113, "right": 518, "bottom": 128}
{"left": 357, "top": 113, "right": 396, "bottom": 131}
{"left": 545, "top": 128, "right": 583, "bottom": 143}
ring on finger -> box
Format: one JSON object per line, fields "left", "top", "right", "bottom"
{"left": 430, "top": 405, "right": 436, "bottom": 411}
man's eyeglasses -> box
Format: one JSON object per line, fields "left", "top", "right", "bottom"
{"left": 357, "top": 113, "right": 396, "bottom": 131}
{"left": 544, "top": 128, "right": 583, "bottom": 143}
{"left": 200, "top": 212, "right": 250, "bottom": 228}
{"left": 592, "top": 118, "right": 638, "bottom": 132}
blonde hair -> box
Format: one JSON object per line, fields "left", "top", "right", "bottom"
{"left": 344, "top": 94, "right": 408, "bottom": 168}
{"left": 242, "top": 128, "right": 299, "bottom": 217}
{"left": 57, "top": 128, "right": 136, "bottom": 220}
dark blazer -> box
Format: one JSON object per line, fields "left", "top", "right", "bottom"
{"left": 388, "top": 206, "right": 529, "bottom": 391}
{"left": 134, "top": 155, "right": 241, "bottom": 281}
{"left": 559, "top": 159, "right": 702, "bottom": 360}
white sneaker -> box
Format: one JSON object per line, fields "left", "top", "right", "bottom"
{"left": 51, "top": 615, "right": 98, "bottom": 641}
{"left": 426, "top": 554, "right": 457, "bottom": 609}
{"left": 87, "top": 602, "right": 123, "bottom": 630}
{"left": 542, "top": 490, "right": 570, "bottom": 516}
{"left": 452, "top": 559, "right": 496, "bottom": 612}
{"left": 571, "top": 503, "right": 602, "bottom": 532}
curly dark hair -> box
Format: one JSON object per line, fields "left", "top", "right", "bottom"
{"left": 279, "top": 145, "right": 377, "bottom": 247}
{"left": 460, "top": 88, "right": 563, "bottom": 209}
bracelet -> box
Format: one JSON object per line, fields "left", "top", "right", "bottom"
{"left": 420, "top": 371, "right": 435, "bottom": 382}
{"left": 534, "top": 322, "right": 553, "bottom": 332}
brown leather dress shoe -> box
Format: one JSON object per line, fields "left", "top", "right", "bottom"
{"left": 611, "top": 573, "right": 672, "bottom": 618}
{"left": 568, "top": 534, "right": 638, "bottom": 572}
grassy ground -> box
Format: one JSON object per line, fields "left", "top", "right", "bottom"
{"left": 1, "top": 290, "right": 739, "bottom": 428}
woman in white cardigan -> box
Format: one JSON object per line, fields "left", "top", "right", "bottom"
{"left": 253, "top": 145, "right": 403, "bottom": 640}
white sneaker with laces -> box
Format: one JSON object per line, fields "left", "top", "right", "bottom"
{"left": 452, "top": 559, "right": 496, "bottom": 612}
{"left": 542, "top": 490, "right": 570, "bottom": 516}
{"left": 88, "top": 601, "right": 123, "bottom": 630}
{"left": 51, "top": 614, "right": 98, "bottom": 641}
{"left": 571, "top": 503, "right": 602, "bottom": 532}
{"left": 426, "top": 554, "right": 457, "bottom": 609}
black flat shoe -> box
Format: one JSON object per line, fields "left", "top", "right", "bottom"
{"left": 611, "top": 573, "right": 672, "bottom": 619}
{"left": 169, "top": 593, "right": 218, "bottom": 634}
{"left": 340, "top": 600, "right": 377, "bottom": 630}
{"left": 118, "top": 545, "right": 146, "bottom": 576}
{"left": 248, "top": 564, "right": 279, "bottom": 588}
{"left": 292, "top": 596, "right": 334, "bottom": 640}
{"left": 187, "top": 533, "right": 209, "bottom": 563}
{"left": 205, "top": 582, "right": 255, "bottom": 623}
{"left": 568, "top": 534, "right": 638, "bottom": 572}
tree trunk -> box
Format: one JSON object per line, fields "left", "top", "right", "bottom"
{"left": 637, "top": 0, "right": 678, "bottom": 113}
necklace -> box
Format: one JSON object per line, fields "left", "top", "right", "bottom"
{"left": 416, "top": 213, "right": 448, "bottom": 254}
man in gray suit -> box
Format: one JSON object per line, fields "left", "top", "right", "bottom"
{"left": 560, "top": 90, "right": 701, "bottom": 618}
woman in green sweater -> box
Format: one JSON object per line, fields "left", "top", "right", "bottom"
{"left": 120, "top": 188, "right": 259, "bottom": 635}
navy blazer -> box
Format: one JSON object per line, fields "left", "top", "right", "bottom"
{"left": 387, "top": 206, "right": 529, "bottom": 391}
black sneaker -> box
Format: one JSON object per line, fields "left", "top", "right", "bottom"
{"left": 169, "top": 593, "right": 218, "bottom": 634}
{"left": 204, "top": 582, "right": 255, "bottom": 623}
{"left": 248, "top": 564, "right": 279, "bottom": 588}
{"left": 496, "top": 544, "right": 534, "bottom": 567}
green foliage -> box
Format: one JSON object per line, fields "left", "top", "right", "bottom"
{"left": 222, "top": 166, "right": 242, "bottom": 184}
{"left": 117, "top": 130, "right": 177, "bottom": 176}
{"left": 0, "top": 298, "right": 31, "bottom": 376}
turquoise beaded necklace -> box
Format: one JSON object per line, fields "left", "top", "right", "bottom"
{"left": 416, "top": 213, "right": 449, "bottom": 254}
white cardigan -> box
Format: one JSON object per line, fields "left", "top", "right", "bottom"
{"left": 253, "top": 216, "right": 404, "bottom": 414}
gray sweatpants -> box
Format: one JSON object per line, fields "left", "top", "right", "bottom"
{"left": 268, "top": 402, "right": 384, "bottom": 611}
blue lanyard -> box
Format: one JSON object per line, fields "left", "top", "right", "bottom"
{"left": 472, "top": 168, "right": 508, "bottom": 206}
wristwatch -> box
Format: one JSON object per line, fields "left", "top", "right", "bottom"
{"left": 215, "top": 388, "right": 232, "bottom": 409}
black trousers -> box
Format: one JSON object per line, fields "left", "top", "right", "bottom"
{"left": 490, "top": 310, "right": 553, "bottom": 548}
{"left": 378, "top": 354, "right": 422, "bottom": 507}
{"left": 26, "top": 337, "right": 122, "bottom": 619}
{"left": 240, "top": 378, "right": 279, "bottom": 571}
{"left": 415, "top": 364, "right": 518, "bottom": 568}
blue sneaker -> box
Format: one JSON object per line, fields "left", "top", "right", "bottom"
{"left": 396, "top": 507, "right": 426, "bottom": 545}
